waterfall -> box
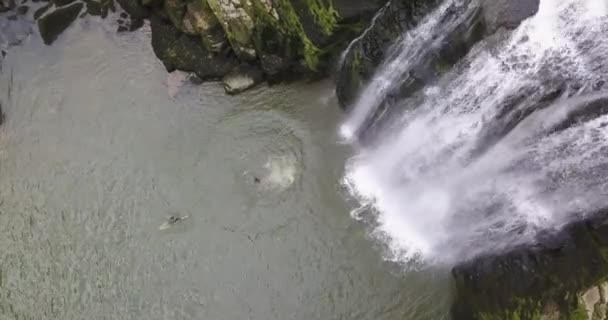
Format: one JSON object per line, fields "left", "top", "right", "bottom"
{"left": 339, "top": 0, "right": 480, "bottom": 141}
{"left": 342, "top": 0, "right": 608, "bottom": 265}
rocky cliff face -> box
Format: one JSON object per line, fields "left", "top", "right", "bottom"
{"left": 452, "top": 209, "right": 608, "bottom": 320}
{"left": 335, "top": 0, "right": 539, "bottom": 108}
{"left": 0, "top": 0, "right": 384, "bottom": 93}
{"left": 144, "top": 0, "right": 385, "bottom": 92}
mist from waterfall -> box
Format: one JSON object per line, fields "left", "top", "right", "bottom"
{"left": 342, "top": 0, "right": 608, "bottom": 265}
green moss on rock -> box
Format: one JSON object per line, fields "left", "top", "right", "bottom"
{"left": 306, "top": 0, "right": 339, "bottom": 36}
{"left": 163, "top": 0, "right": 185, "bottom": 30}
{"left": 150, "top": 14, "right": 237, "bottom": 79}
{"left": 206, "top": 0, "right": 257, "bottom": 60}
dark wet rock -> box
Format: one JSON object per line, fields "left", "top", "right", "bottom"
{"left": 16, "top": 4, "right": 27, "bottom": 14}
{"left": 452, "top": 210, "right": 608, "bottom": 320}
{"left": 128, "top": 16, "right": 143, "bottom": 31}
{"left": 0, "top": 104, "right": 4, "bottom": 126}
{"left": 482, "top": 0, "right": 540, "bottom": 34}
{"left": 150, "top": 14, "right": 237, "bottom": 80}
{"left": 119, "top": 11, "right": 126, "bottom": 18}
{"left": 37, "top": 2, "right": 83, "bottom": 45}
{"left": 222, "top": 64, "right": 263, "bottom": 94}
{"left": 335, "top": 0, "right": 486, "bottom": 109}
{"left": 187, "top": 72, "right": 203, "bottom": 84}
{"left": 33, "top": 3, "right": 50, "bottom": 19}
{"left": 117, "top": 24, "right": 127, "bottom": 32}
{"left": 52, "top": 0, "right": 75, "bottom": 7}
{"left": 163, "top": 0, "right": 184, "bottom": 31}
{"left": 7, "top": 14, "right": 17, "bottom": 20}
{"left": 115, "top": 0, "right": 148, "bottom": 19}
{"left": 83, "top": 0, "right": 101, "bottom": 15}
{"left": 140, "top": 0, "right": 158, "bottom": 8}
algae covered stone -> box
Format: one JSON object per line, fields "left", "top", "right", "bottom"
{"left": 206, "top": 0, "right": 257, "bottom": 60}
{"left": 37, "top": 2, "right": 83, "bottom": 45}
{"left": 150, "top": 14, "right": 236, "bottom": 79}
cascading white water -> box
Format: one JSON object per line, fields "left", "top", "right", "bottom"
{"left": 342, "top": 0, "right": 608, "bottom": 265}
{"left": 339, "top": 0, "right": 479, "bottom": 141}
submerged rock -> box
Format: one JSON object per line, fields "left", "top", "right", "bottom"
{"left": 37, "top": 2, "right": 83, "bottom": 45}
{"left": 222, "top": 64, "right": 263, "bottom": 94}
{"left": 482, "top": 0, "right": 540, "bottom": 33}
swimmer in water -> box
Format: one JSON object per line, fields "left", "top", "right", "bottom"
{"left": 159, "top": 215, "right": 189, "bottom": 230}
{"left": 254, "top": 176, "right": 261, "bottom": 184}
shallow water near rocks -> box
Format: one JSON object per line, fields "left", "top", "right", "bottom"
{"left": 0, "top": 19, "right": 450, "bottom": 320}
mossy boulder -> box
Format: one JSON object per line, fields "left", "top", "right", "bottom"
{"left": 37, "top": 2, "right": 83, "bottom": 45}
{"left": 185, "top": 0, "right": 227, "bottom": 52}
{"left": 150, "top": 14, "right": 237, "bottom": 79}
{"left": 206, "top": 0, "right": 257, "bottom": 60}
{"left": 163, "top": 0, "right": 185, "bottom": 30}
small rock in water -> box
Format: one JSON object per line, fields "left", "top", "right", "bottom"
{"left": 222, "top": 64, "right": 263, "bottom": 95}
{"left": 187, "top": 73, "right": 203, "bottom": 85}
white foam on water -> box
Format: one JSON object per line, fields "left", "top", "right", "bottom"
{"left": 261, "top": 154, "right": 299, "bottom": 191}
{"left": 342, "top": 0, "right": 608, "bottom": 265}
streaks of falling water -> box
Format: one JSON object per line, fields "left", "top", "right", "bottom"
{"left": 339, "top": 0, "right": 479, "bottom": 141}
{"left": 343, "top": 0, "right": 608, "bottom": 265}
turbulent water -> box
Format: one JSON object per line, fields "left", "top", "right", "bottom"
{"left": 342, "top": 0, "right": 608, "bottom": 265}
{"left": 0, "top": 14, "right": 452, "bottom": 320}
